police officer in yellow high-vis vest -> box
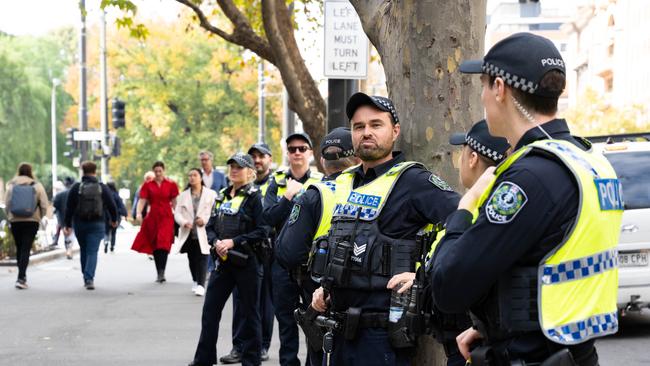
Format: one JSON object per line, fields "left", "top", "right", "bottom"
{"left": 189, "top": 153, "right": 270, "bottom": 366}
{"left": 430, "top": 32, "right": 624, "bottom": 366}
{"left": 223, "top": 143, "right": 276, "bottom": 365}
{"left": 310, "top": 93, "right": 461, "bottom": 366}
{"left": 275, "top": 127, "right": 360, "bottom": 365}
{"left": 263, "top": 132, "right": 324, "bottom": 366}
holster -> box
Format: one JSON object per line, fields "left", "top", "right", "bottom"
{"left": 540, "top": 349, "right": 577, "bottom": 366}
{"left": 294, "top": 306, "right": 325, "bottom": 353}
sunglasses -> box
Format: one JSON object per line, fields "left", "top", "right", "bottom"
{"left": 288, "top": 146, "right": 310, "bottom": 154}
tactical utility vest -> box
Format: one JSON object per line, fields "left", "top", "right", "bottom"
{"left": 324, "top": 162, "right": 423, "bottom": 291}
{"left": 213, "top": 184, "right": 258, "bottom": 242}
{"left": 475, "top": 139, "right": 623, "bottom": 345}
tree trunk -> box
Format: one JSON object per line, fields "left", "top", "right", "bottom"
{"left": 261, "top": 0, "right": 327, "bottom": 166}
{"left": 352, "top": 0, "right": 486, "bottom": 191}
{"left": 352, "top": 1, "right": 486, "bottom": 365}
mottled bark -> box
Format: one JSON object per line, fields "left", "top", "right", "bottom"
{"left": 351, "top": 0, "right": 486, "bottom": 190}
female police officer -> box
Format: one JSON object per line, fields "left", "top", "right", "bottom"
{"left": 188, "top": 152, "right": 269, "bottom": 366}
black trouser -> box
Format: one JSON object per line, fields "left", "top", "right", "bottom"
{"left": 10, "top": 221, "right": 39, "bottom": 281}
{"left": 153, "top": 249, "right": 168, "bottom": 273}
{"left": 193, "top": 257, "right": 263, "bottom": 366}
{"left": 183, "top": 238, "right": 207, "bottom": 286}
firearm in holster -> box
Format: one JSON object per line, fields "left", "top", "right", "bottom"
{"left": 470, "top": 347, "right": 577, "bottom": 366}
{"left": 387, "top": 229, "right": 437, "bottom": 348}
{"left": 294, "top": 306, "right": 327, "bottom": 353}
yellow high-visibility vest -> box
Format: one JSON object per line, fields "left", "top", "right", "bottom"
{"left": 476, "top": 139, "right": 623, "bottom": 345}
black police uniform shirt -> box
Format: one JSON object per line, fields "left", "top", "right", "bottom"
{"left": 275, "top": 172, "right": 342, "bottom": 271}
{"left": 330, "top": 152, "right": 460, "bottom": 312}
{"left": 430, "top": 119, "right": 597, "bottom": 363}
{"left": 205, "top": 184, "right": 269, "bottom": 248}
{"left": 263, "top": 169, "right": 317, "bottom": 233}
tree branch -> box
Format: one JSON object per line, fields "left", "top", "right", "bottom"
{"left": 349, "top": 0, "right": 390, "bottom": 48}
{"left": 175, "top": 0, "right": 276, "bottom": 64}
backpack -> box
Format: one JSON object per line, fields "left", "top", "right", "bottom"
{"left": 9, "top": 182, "right": 37, "bottom": 217}
{"left": 77, "top": 182, "right": 104, "bottom": 220}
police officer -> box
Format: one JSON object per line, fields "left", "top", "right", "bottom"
{"left": 275, "top": 127, "right": 360, "bottom": 364}
{"left": 223, "top": 143, "right": 275, "bottom": 364}
{"left": 389, "top": 119, "right": 510, "bottom": 366}
{"left": 189, "top": 152, "right": 270, "bottom": 366}
{"left": 311, "top": 93, "right": 461, "bottom": 366}
{"left": 263, "top": 132, "right": 324, "bottom": 366}
{"left": 430, "top": 33, "right": 623, "bottom": 366}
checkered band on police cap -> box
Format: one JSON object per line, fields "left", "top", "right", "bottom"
{"left": 466, "top": 134, "right": 505, "bottom": 162}
{"left": 371, "top": 96, "right": 400, "bottom": 124}
{"left": 482, "top": 62, "right": 538, "bottom": 95}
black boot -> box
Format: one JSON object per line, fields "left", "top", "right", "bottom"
{"left": 156, "top": 270, "right": 166, "bottom": 283}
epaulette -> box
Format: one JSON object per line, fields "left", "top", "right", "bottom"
{"left": 244, "top": 184, "right": 259, "bottom": 195}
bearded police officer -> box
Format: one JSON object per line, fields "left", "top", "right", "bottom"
{"left": 264, "top": 132, "right": 324, "bottom": 366}
{"left": 276, "top": 127, "right": 360, "bottom": 365}
{"left": 224, "top": 143, "right": 275, "bottom": 364}
{"left": 431, "top": 33, "right": 623, "bottom": 366}
{"left": 311, "top": 93, "right": 460, "bottom": 366}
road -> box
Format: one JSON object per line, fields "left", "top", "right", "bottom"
{"left": 0, "top": 227, "right": 648, "bottom": 365}
{"left": 0, "top": 228, "right": 306, "bottom": 366}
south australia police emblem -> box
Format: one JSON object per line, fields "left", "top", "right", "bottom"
{"left": 485, "top": 181, "right": 528, "bottom": 224}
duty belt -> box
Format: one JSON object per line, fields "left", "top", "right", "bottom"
{"left": 317, "top": 308, "right": 389, "bottom": 341}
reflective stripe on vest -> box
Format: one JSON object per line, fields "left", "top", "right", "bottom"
{"left": 476, "top": 139, "right": 623, "bottom": 345}
{"left": 215, "top": 187, "right": 246, "bottom": 215}
{"left": 274, "top": 170, "right": 324, "bottom": 200}
{"left": 307, "top": 180, "right": 337, "bottom": 241}
{"left": 258, "top": 180, "right": 271, "bottom": 197}
{"left": 333, "top": 162, "right": 421, "bottom": 221}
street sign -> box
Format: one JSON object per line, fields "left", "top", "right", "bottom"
{"left": 73, "top": 130, "right": 104, "bottom": 141}
{"left": 324, "top": 0, "right": 368, "bottom": 79}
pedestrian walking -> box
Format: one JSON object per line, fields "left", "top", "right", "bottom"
{"left": 200, "top": 150, "right": 227, "bottom": 274}
{"left": 131, "top": 171, "right": 154, "bottom": 219}
{"left": 4, "top": 162, "right": 49, "bottom": 289}
{"left": 52, "top": 176, "right": 76, "bottom": 259}
{"left": 188, "top": 152, "right": 269, "bottom": 366}
{"left": 174, "top": 168, "right": 217, "bottom": 296}
{"left": 104, "top": 182, "right": 127, "bottom": 253}
{"left": 63, "top": 161, "right": 118, "bottom": 290}
{"left": 131, "top": 161, "right": 179, "bottom": 283}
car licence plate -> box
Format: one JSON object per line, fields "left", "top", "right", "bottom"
{"left": 618, "top": 251, "right": 649, "bottom": 267}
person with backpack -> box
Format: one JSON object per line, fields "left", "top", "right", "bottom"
{"left": 63, "top": 161, "right": 118, "bottom": 290}
{"left": 4, "top": 163, "right": 49, "bottom": 290}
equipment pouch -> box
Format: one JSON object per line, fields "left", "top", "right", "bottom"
{"left": 539, "top": 349, "right": 577, "bottom": 366}
{"left": 343, "top": 307, "right": 361, "bottom": 340}
{"left": 388, "top": 309, "right": 415, "bottom": 349}
{"left": 327, "top": 241, "right": 352, "bottom": 286}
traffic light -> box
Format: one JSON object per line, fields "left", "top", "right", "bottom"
{"left": 112, "top": 98, "right": 125, "bottom": 129}
{"left": 64, "top": 128, "right": 78, "bottom": 158}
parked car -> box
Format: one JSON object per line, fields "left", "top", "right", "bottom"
{"left": 593, "top": 139, "right": 650, "bottom": 313}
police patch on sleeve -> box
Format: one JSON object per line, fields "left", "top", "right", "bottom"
{"left": 428, "top": 173, "right": 453, "bottom": 192}
{"left": 485, "top": 181, "right": 528, "bottom": 224}
{"left": 288, "top": 204, "right": 301, "bottom": 225}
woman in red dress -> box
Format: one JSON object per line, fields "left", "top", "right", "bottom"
{"left": 132, "top": 161, "right": 179, "bottom": 282}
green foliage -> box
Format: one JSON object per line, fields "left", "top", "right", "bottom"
{"left": 563, "top": 88, "right": 650, "bottom": 136}
{"left": 0, "top": 30, "right": 76, "bottom": 185}
{"left": 108, "top": 20, "right": 281, "bottom": 192}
